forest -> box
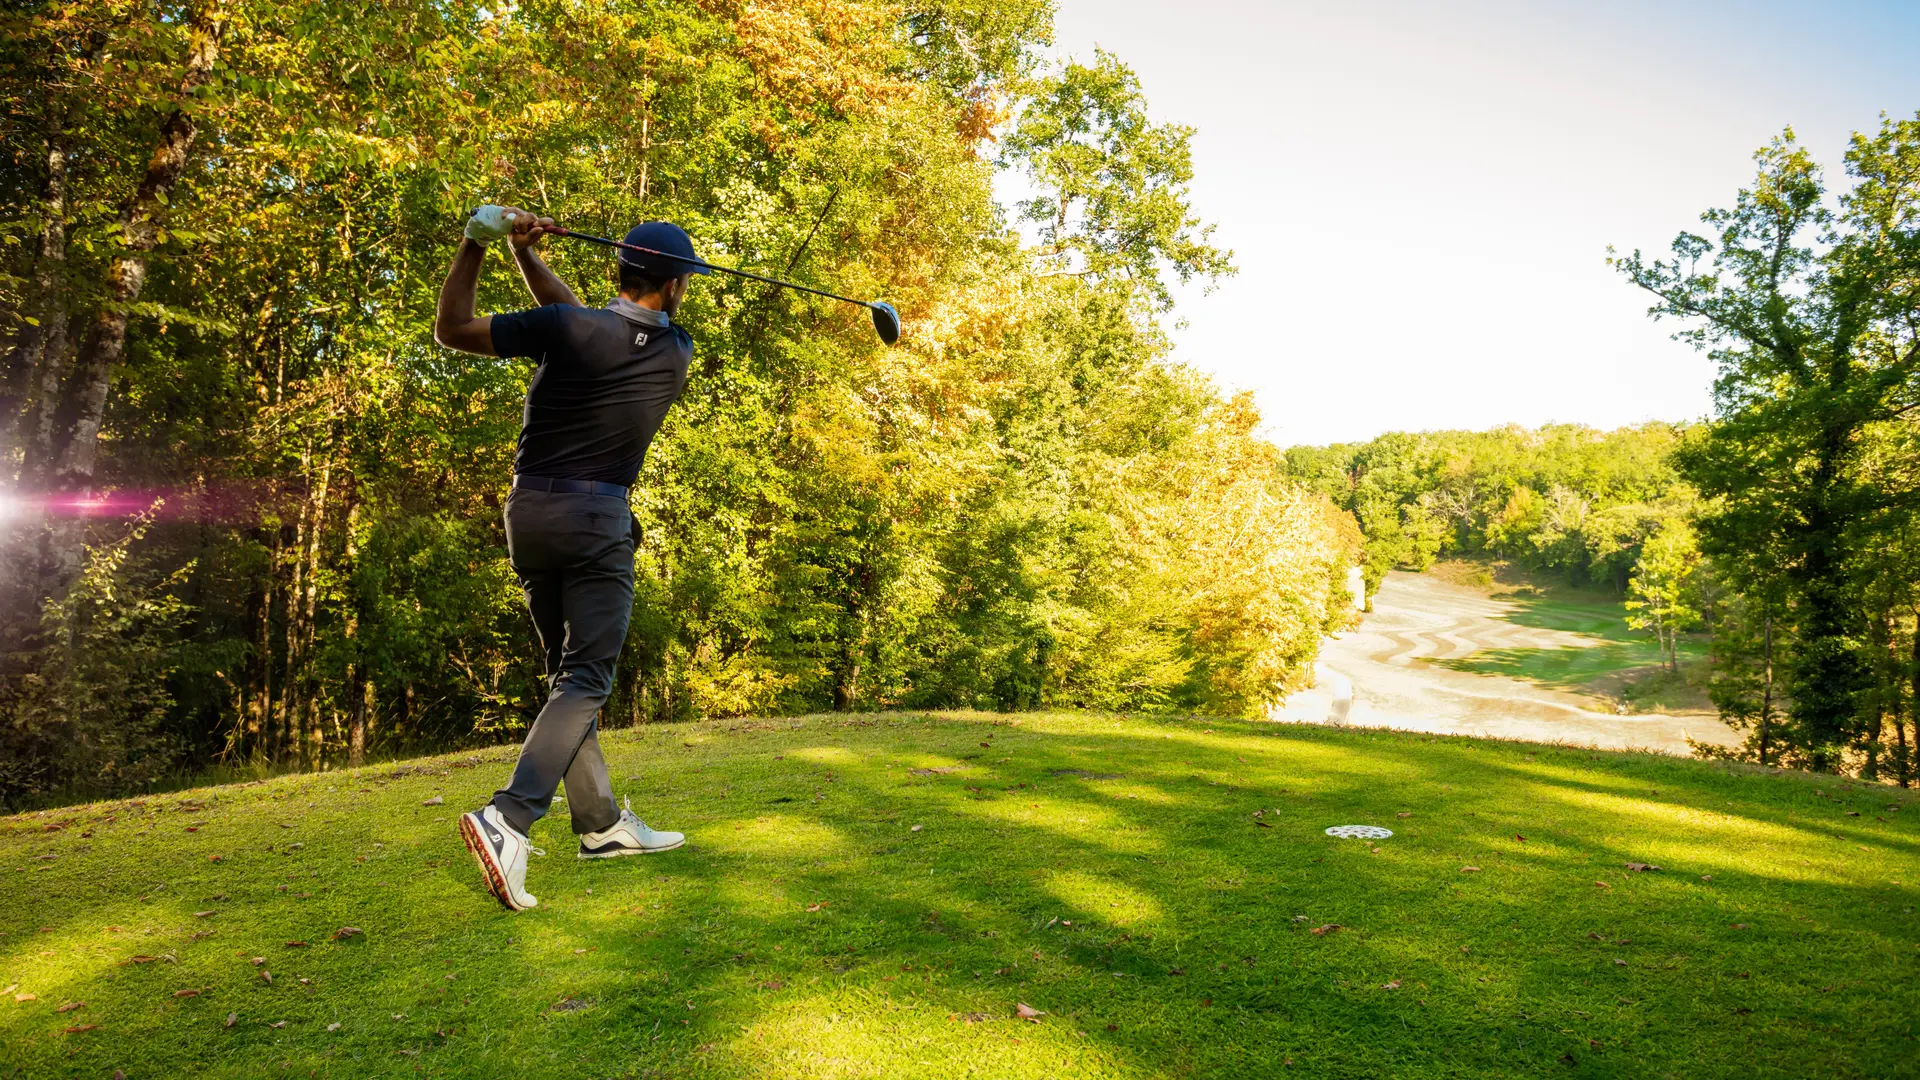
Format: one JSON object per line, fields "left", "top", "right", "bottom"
{"left": 2, "top": 2, "right": 1916, "bottom": 806}
{"left": 0, "top": 1, "right": 1362, "bottom": 805}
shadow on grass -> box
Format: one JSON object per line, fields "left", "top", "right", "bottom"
{"left": 2, "top": 713, "right": 1916, "bottom": 1079}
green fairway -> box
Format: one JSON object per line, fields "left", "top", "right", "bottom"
{"left": 4, "top": 712, "right": 1916, "bottom": 1079}
{"left": 1433, "top": 588, "right": 1708, "bottom": 707}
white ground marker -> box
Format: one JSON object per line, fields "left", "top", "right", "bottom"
{"left": 1325, "top": 825, "right": 1393, "bottom": 839}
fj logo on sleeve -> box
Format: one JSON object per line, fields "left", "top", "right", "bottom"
{"left": 633, "top": 331, "right": 649, "bottom": 347}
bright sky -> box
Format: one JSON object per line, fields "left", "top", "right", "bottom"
{"left": 1019, "top": 0, "right": 1920, "bottom": 447}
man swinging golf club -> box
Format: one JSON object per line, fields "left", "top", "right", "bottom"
{"left": 435, "top": 204, "right": 699, "bottom": 911}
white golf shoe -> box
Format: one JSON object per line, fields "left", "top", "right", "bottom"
{"left": 459, "top": 804, "right": 543, "bottom": 911}
{"left": 578, "top": 797, "right": 685, "bottom": 858}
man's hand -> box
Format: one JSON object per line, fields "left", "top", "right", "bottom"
{"left": 503, "top": 207, "right": 559, "bottom": 251}
{"left": 502, "top": 208, "right": 583, "bottom": 308}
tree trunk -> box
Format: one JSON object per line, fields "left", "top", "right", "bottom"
{"left": 3, "top": 125, "right": 71, "bottom": 470}
{"left": 299, "top": 452, "right": 332, "bottom": 765}
{"left": 833, "top": 656, "right": 861, "bottom": 712}
{"left": 244, "top": 524, "right": 279, "bottom": 759}
{"left": 47, "top": 3, "right": 225, "bottom": 490}
{"left": 1896, "top": 614, "right": 1912, "bottom": 791}
{"left": 275, "top": 503, "right": 303, "bottom": 760}
{"left": 342, "top": 494, "right": 367, "bottom": 766}
{"left": 353, "top": 677, "right": 375, "bottom": 766}
{"left": 1758, "top": 612, "right": 1774, "bottom": 767}
{"left": 1787, "top": 427, "right": 1867, "bottom": 771}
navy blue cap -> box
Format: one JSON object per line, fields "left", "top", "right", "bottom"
{"left": 619, "top": 221, "right": 709, "bottom": 276}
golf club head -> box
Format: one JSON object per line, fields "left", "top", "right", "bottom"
{"left": 869, "top": 302, "right": 901, "bottom": 346}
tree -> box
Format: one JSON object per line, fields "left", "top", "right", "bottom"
{"left": 1001, "top": 50, "right": 1234, "bottom": 310}
{"left": 1625, "top": 520, "right": 1702, "bottom": 673}
{"left": 0, "top": 0, "right": 1353, "bottom": 803}
{"left": 1616, "top": 117, "right": 1920, "bottom": 769}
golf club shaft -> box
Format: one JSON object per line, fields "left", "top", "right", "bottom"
{"left": 545, "top": 226, "right": 877, "bottom": 311}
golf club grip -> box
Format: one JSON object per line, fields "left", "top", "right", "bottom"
{"left": 546, "top": 227, "right": 876, "bottom": 310}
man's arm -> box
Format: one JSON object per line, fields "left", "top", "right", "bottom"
{"left": 433, "top": 238, "right": 496, "bottom": 355}
{"left": 511, "top": 221, "right": 584, "bottom": 308}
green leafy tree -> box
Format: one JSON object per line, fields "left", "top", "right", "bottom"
{"left": 1625, "top": 520, "right": 1703, "bottom": 673}
{"left": 1002, "top": 50, "right": 1235, "bottom": 310}
{"left": 1616, "top": 117, "right": 1920, "bottom": 769}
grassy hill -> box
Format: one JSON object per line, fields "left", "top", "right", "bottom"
{"left": 4, "top": 711, "right": 1916, "bottom": 1078}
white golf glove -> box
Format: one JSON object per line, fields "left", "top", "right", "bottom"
{"left": 464, "top": 204, "right": 516, "bottom": 245}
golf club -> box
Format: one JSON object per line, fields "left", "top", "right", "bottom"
{"left": 525, "top": 218, "right": 901, "bottom": 346}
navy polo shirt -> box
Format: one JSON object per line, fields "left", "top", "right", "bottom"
{"left": 489, "top": 300, "right": 694, "bottom": 488}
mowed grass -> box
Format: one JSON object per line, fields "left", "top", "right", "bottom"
{"left": 1434, "top": 590, "right": 1708, "bottom": 705}
{"left": 3, "top": 711, "right": 1917, "bottom": 1079}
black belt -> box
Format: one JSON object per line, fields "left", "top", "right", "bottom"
{"left": 512, "top": 474, "right": 630, "bottom": 499}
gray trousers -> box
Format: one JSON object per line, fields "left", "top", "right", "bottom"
{"left": 490, "top": 487, "right": 633, "bottom": 837}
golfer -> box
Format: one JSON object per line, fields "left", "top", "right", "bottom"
{"left": 434, "top": 205, "right": 701, "bottom": 911}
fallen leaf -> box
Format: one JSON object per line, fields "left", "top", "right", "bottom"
{"left": 285, "top": 941, "right": 308, "bottom": 948}
{"left": 1701, "top": 875, "right": 1714, "bottom": 882}
{"left": 1015, "top": 1002, "right": 1045, "bottom": 1022}
{"left": 1731, "top": 923, "right": 1749, "bottom": 930}
{"left": 270, "top": 1020, "right": 287, "bottom": 1028}
{"left": 1381, "top": 980, "right": 1401, "bottom": 990}
{"left": 1460, "top": 866, "right": 1481, "bottom": 873}
{"left": 1587, "top": 931, "right": 1603, "bottom": 940}
{"left": 1594, "top": 881, "right": 1612, "bottom": 889}
{"left": 125, "top": 956, "right": 158, "bottom": 965}
{"left": 225, "top": 1012, "right": 237, "bottom": 1028}
{"left": 208, "top": 855, "right": 223, "bottom": 863}
{"left": 759, "top": 980, "right": 784, "bottom": 990}
{"left": 1515, "top": 834, "right": 1526, "bottom": 842}
{"left": 13, "top": 993, "right": 35, "bottom": 1003}
{"left": 1396, "top": 812, "right": 1412, "bottom": 818}
{"left": 63, "top": 1024, "right": 98, "bottom": 1034}
{"left": 1310, "top": 924, "right": 1343, "bottom": 936}
{"left": 261, "top": 970, "right": 273, "bottom": 984}
{"left": 1201, "top": 997, "right": 1213, "bottom": 1007}
{"left": 56, "top": 1001, "right": 84, "bottom": 1013}
{"left": 422, "top": 796, "right": 444, "bottom": 807}
{"left": 193, "top": 911, "right": 215, "bottom": 918}
{"left": 250, "top": 957, "right": 266, "bottom": 965}
{"left": 910, "top": 824, "right": 923, "bottom": 832}
{"left": 331, "top": 927, "right": 363, "bottom": 941}
{"left": 1613, "top": 959, "right": 1627, "bottom": 967}
{"left": 327, "top": 1022, "right": 340, "bottom": 1032}
{"left": 1254, "top": 821, "right": 1273, "bottom": 829}
{"left": 1106, "top": 1023, "right": 1119, "bottom": 1031}
{"left": 1625, "top": 862, "right": 1661, "bottom": 872}
{"left": 806, "top": 902, "right": 828, "bottom": 913}
{"left": 174, "top": 989, "right": 201, "bottom": 998}
{"left": 1169, "top": 967, "right": 1186, "bottom": 976}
